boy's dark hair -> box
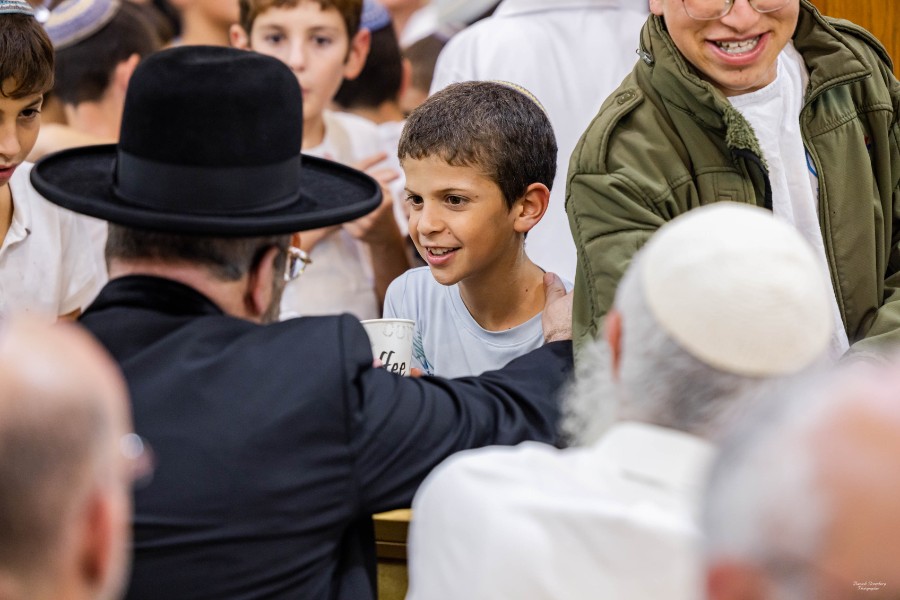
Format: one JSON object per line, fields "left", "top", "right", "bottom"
{"left": 399, "top": 81, "right": 557, "bottom": 209}
{"left": 0, "top": 14, "right": 54, "bottom": 98}
{"left": 239, "top": 0, "right": 362, "bottom": 42}
{"left": 333, "top": 22, "right": 401, "bottom": 109}
{"left": 53, "top": 3, "right": 160, "bottom": 106}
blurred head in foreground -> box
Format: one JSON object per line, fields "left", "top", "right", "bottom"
{"left": 563, "top": 202, "right": 834, "bottom": 446}
{"left": 0, "top": 316, "right": 142, "bottom": 600}
{"left": 704, "top": 358, "right": 900, "bottom": 599}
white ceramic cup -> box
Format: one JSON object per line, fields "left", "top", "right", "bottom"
{"left": 360, "top": 318, "right": 416, "bottom": 376}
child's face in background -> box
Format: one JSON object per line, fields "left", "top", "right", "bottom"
{"left": 403, "top": 155, "right": 522, "bottom": 288}
{"left": 0, "top": 80, "right": 42, "bottom": 188}
{"left": 241, "top": 1, "right": 368, "bottom": 131}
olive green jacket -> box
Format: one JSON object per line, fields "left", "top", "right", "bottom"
{"left": 566, "top": 0, "right": 900, "bottom": 354}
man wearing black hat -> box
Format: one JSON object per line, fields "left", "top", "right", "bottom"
{"left": 32, "top": 46, "right": 573, "bottom": 600}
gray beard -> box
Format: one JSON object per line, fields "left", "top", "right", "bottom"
{"left": 560, "top": 339, "right": 622, "bottom": 447}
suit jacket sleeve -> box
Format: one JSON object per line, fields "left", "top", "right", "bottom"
{"left": 336, "top": 315, "right": 573, "bottom": 513}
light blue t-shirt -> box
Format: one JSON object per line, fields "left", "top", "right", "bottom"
{"left": 383, "top": 267, "right": 572, "bottom": 378}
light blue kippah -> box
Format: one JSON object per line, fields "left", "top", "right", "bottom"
{"left": 0, "top": 0, "right": 35, "bottom": 16}
{"left": 45, "top": 0, "right": 120, "bottom": 49}
{"left": 361, "top": 0, "right": 391, "bottom": 33}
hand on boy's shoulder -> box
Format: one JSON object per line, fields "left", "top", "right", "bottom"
{"left": 542, "top": 272, "right": 573, "bottom": 344}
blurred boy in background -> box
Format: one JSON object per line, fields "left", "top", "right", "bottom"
{"left": 231, "top": 0, "right": 411, "bottom": 319}
{"left": 0, "top": 0, "right": 101, "bottom": 320}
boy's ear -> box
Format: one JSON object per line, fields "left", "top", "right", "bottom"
{"left": 512, "top": 182, "right": 550, "bottom": 234}
{"left": 604, "top": 309, "right": 623, "bottom": 381}
{"left": 342, "top": 27, "right": 372, "bottom": 80}
{"left": 229, "top": 24, "right": 251, "bottom": 49}
{"left": 112, "top": 54, "right": 141, "bottom": 97}
{"left": 77, "top": 489, "right": 114, "bottom": 593}
{"left": 244, "top": 245, "right": 281, "bottom": 320}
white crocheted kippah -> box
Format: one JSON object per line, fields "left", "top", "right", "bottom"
{"left": 640, "top": 202, "right": 833, "bottom": 377}
{"left": 0, "top": 0, "right": 34, "bottom": 16}
{"left": 45, "top": 0, "right": 120, "bottom": 50}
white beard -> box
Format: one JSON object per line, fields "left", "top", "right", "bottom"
{"left": 559, "top": 338, "right": 623, "bottom": 447}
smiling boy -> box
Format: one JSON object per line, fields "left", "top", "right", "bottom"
{"left": 231, "top": 0, "right": 411, "bottom": 321}
{"left": 385, "top": 81, "right": 569, "bottom": 377}
{"left": 0, "top": 0, "right": 101, "bottom": 320}
{"left": 566, "top": 0, "right": 900, "bottom": 358}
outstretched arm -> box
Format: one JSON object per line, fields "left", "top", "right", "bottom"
{"left": 339, "top": 315, "right": 573, "bottom": 514}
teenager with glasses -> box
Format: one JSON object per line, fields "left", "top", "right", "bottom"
{"left": 566, "top": 0, "right": 900, "bottom": 361}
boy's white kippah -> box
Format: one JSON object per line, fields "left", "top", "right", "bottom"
{"left": 0, "top": 0, "right": 34, "bottom": 16}
{"left": 639, "top": 202, "right": 833, "bottom": 377}
{"left": 490, "top": 80, "right": 550, "bottom": 116}
{"left": 45, "top": 0, "right": 120, "bottom": 50}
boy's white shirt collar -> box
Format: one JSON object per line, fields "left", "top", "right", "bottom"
{"left": 1, "top": 164, "right": 33, "bottom": 252}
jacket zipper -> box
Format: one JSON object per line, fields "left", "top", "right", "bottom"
{"left": 732, "top": 149, "right": 773, "bottom": 211}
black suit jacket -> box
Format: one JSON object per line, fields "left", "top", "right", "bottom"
{"left": 80, "top": 276, "right": 573, "bottom": 600}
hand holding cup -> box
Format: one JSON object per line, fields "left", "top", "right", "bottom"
{"left": 361, "top": 318, "right": 415, "bottom": 376}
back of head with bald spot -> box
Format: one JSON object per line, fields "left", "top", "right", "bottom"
{"left": 0, "top": 317, "right": 134, "bottom": 600}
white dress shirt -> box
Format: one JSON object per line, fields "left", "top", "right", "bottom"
{"left": 430, "top": 0, "right": 648, "bottom": 281}
{"left": 406, "top": 422, "right": 713, "bottom": 600}
{"left": 0, "top": 163, "right": 102, "bottom": 320}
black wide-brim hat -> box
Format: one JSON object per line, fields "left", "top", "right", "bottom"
{"left": 32, "top": 46, "right": 382, "bottom": 235}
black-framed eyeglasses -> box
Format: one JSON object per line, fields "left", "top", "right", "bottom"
{"left": 682, "top": 0, "right": 792, "bottom": 20}
{"left": 284, "top": 246, "right": 312, "bottom": 282}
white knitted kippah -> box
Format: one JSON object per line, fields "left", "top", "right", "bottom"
{"left": 640, "top": 202, "right": 833, "bottom": 377}
{"left": 45, "top": 0, "right": 120, "bottom": 50}
{"left": 0, "top": 0, "right": 34, "bottom": 16}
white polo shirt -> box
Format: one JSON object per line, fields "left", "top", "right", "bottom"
{"left": 0, "top": 163, "right": 102, "bottom": 320}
